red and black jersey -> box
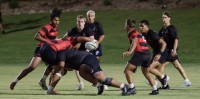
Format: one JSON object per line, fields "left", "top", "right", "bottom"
{"left": 128, "top": 30, "right": 149, "bottom": 53}
{"left": 37, "top": 24, "right": 58, "bottom": 47}
{"left": 50, "top": 37, "right": 78, "bottom": 52}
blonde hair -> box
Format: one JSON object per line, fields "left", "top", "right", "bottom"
{"left": 77, "top": 15, "right": 86, "bottom": 22}
{"left": 86, "top": 10, "right": 95, "bottom": 16}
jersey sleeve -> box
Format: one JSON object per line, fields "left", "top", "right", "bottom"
{"left": 169, "top": 27, "right": 178, "bottom": 39}
{"left": 158, "top": 28, "right": 163, "bottom": 37}
{"left": 152, "top": 32, "right": 160, "bottom": 42}
{"left": 38, "top": 26, "right": 48, "bottom": 37}
{"left": 67, "top": 29, "right": 73, "bottom": 37}
{"left": 97, "top": 22, "right": 105, "bottom": 35}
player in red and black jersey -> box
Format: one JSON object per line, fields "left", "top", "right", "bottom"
{"left": 64, "top": 15, "right": 94, "bottom": 90}
{"left": 10, "top": 8, "right": 62, "bottom": 90}
{"left": 85, "top": 10, "right": 105, "bottom": 61}
{"left": 122, "top": 19, "right": 159, "bottom": 95}
{"left": 158, "top": 11, "right": 191, "bottom": 87}
{"left": 140, "top": 20, "right": 170, "bottom": 89}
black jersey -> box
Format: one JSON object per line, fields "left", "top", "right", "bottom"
{"left": 58, "top": 49, "right": 90, "bottom": 70}
{"left": 142, "top": 30, "right": 161, "bottom": 53}
{"left": 85, "top": 21, "right": 105, "bottom": 40}
{"left": 67, "top": 26, "right": 93, "bottom": 51}
{"left": 159, "top": 25, "right": 178, "bottom": 50}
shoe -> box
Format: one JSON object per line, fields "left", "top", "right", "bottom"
{"left": 160, "top": 74, "right": 170, "bottom": 86}
{"left": 97, "top": 84, "right": 104, "bottom": 95}
{"left": 104, "top": 85, "right": 109, "bottom": 90}
{"left": 145, "top": 80, "right": 158, "bottom": 86}
{"left": 10, "top": 82, "right": 17, "bottom": 90}
{"left": 181, "top": 80, "right": 192, "bottom": 87}
{"left": 159, "top": 84, "right": 170, "bottom": 90}
{"left": 46, "top": 90, "right": 59, "bottom": 95}
{"left": 127, "top": 87, "right": 136, "bottom": 95}
{"left": 39, "top": 79, "right": 48, "bottom": 90}
{"left": 149, "top": 89, "right": 159, "bottom": 95}
{"left": 77, "top": 82, "right": 84, "bottom": 90}
{"left": 121, "top": 84, "right": 129, "bottom": 96}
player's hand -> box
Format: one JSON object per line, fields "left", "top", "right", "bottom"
{"left": 153, "top": 54, "right": 161, "bottom": 62}
{"left": 122, "top": 51, "right": 131, "bottom": 58}
{"left": 46, "top": 40, "right": 54, "bottom": 45}
{"left": 171, "top": 50, "right": 177, "bottom": 57}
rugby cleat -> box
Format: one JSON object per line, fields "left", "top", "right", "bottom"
{"left": 97, "top": 84, "right": 104, "bottom": 95}
{"left": 46, "top": 90, "right": 59, "bottom": 95}
{"left": 149, "top": 89, "right": 159, "bottom": 95}
{"left": 159, "top": 84, "right": 170, "bottom": 90}
{"left": 127, "top": 87, "right": 136, "bottom": 95}
{"left": 10, "top": 82, "right": 17, "bottom": 90}
{"left": 181, "top": 80, "right": 192, "bottom": 87}
{"left": 39, "top": 79, "right": 48, "bottom": 90}
{"left": 121, "top": 84, "right": 129, "bottom": 96}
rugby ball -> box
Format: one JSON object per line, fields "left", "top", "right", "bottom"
{"left": 85, "top": 40, "right": 97, "bottom": 51}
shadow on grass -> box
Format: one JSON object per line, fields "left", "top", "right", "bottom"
{"left": 2, "top": 16, "right": 47, "bottom": 34}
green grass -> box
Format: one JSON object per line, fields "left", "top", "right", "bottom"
{"left": 0, "top": 8, "right": 200, "bottom": 64}
{"left": 0, "top": 63, "right": 199, "bottom": 99}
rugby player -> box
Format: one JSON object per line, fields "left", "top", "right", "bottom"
{"left": 10, "top": 8, "right": 62, "bottom": 90}
{"left": 158, "top": 11, "right": 191, "bottom": 87}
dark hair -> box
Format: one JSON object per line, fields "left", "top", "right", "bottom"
{"left": 163, "top": 11, "right": 171, "bottom": 18}
{"left": 140, "top": 20, "right": 149, "bottom": 26}
{"left": 126, "top": 19, "right": 136, "bottom": 28}
{"left": 50, "top": 8, "right": 62, "bottom": 21}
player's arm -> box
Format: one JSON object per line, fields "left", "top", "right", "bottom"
{"left": 154, "top": 39, "right": 166, "bottom": 61}
{"left": 97, "top": 35, "right": 105, "bottom": 44}
{"left": 77, "top": 36, "right": 94, "bottom": 43}
{"left": 172, "top": 39, "right": 178, "bottom": 56}
{"left": 123, "top": 37, "right": 137, "bottom": 57}
{"left": 34, "top": 33, "right": 53, "bottom": 44}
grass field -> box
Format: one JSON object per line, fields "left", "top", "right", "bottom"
{"left": 0, "top": 8, "right": 200, "bottom": 98}
{"left": 0, "top": 63, "right": 199, "bottom": 99}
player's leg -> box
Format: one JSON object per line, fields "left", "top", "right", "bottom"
{"left": 157, "top": 62, "right": 169, "bottom": 74}
{"left": 141, "top": 66, "right": 159, "bottom": 95}
{"left": 46, "top": 61, "right": 65, "bottom": 95}
{"left": 172, "top": 60, "right": 191, "bottom": 87}
{"left": 39, "top": 65, "right": 53, "bottom": 90}
{"left": 123, "top": 62, "right": 137, "bottom": 95}
{"left": 79, "top": 64, "right": 104, "bottom": 95}
{"left": 10, "top": 56, "right": 42, "bottom": 90}
{"left": 75, "top": 70, "right": 84, "bottom": 90}
{"left": 149, "top": 61, "right": 170, "bottom": 89}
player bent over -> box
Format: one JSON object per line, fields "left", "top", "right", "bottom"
{"left": 39, "top": 40, "right": 129, "bottom": 95}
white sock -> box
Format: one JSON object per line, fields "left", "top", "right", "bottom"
{"left": 161, "top": 74, "right": 165, "bottom": 79}
{"left": 80, "top": 81, "right": 83, "bottom": 85}
{"left": 152, "top": 84, "right": 157, "bottom": 90}
{"left": 14, "top": 79, "right": 19, "bottom": 83}
{"left": 129, "top": 83, "right": 135, "bottom": 88}
{"left": 185, "top": 79, "right": 189, "bottom": 82}
{"left": 48, "top": 86, "right": 54, "bottom": 92}
{"left": 42, "top": 75, "right": 47, "bottom": 80}
{"left": 120, "top": 84, "right": 125, "bottom": 89}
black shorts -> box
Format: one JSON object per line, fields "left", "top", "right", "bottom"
{"left": 129, "top": 52, "right": 151, "bottom": 68}
{"left": 34, "top": 47, "right": 41, "bottom": 57}
{"left": 40, "top": 44, "right": 57, "bottom": 66}
{"left": 91, "top": 44, "right": 102, "bottom": 56}
{"left": 166, "top": 49, "right": 179, "bottom": 62}
{"left": 152, "top": 49, "right": 168, "bottom": 64}
{"left": 82, "top": 55, "right": 102, "bottom": 75}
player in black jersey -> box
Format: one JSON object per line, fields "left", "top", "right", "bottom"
{"left": 140, "top": 20, "right": 170, "bottom": 89}
{"left": 64, "top": 15, "right": 94, "bottom": 90}
{"left": 158, "top": 11, "right": 191, "bottom": 87}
